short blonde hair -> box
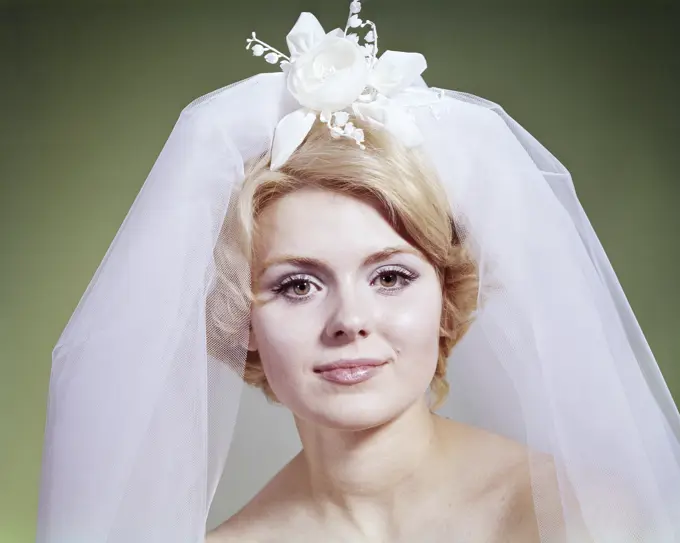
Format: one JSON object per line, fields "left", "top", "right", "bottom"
{"left": 209, "top": 120, "right": 478, "bottom": 410}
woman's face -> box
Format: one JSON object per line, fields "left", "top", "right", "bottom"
{"left": 250, "top": 187, "right": 443, "bottom": 430}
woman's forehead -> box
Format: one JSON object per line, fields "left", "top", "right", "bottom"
{"left": 253, "top": 188, "right": 415, "bottom": 265}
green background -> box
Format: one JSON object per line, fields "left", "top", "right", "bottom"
{"left": 1, "top": 1, "right": 678, "bottom": 541}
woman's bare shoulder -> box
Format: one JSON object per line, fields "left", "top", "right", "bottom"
{"left": 206, "top": 498, "right": 317, "bottom": 543}
{"left": 206, "top": 513, "right": 269, "bottom": 543}
{"left": 206, "top": 453, "right": 312, "bottom": 543}
{"left": 205, "top": 500, "right": 268, "bottom": 543}
{"left": 480, "top": 434, "right": 593, "bottom": 542}
{"left": 435, "top": 418, "right": 560, "bottom": 540}
{"left": 205, "top": 523, "right": 257, "bottom": 543}
{"left": 205, "top": 491, "right": 294, "bottom": 543}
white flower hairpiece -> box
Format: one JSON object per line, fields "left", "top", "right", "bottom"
{"left": 246, "top": 0, "right": 440, "bottom": 170}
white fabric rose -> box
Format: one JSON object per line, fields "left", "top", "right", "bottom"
{"left": 266, "top": 11, "right": 435, "bottom": 170}
{"left": 287, "top": 34, "right": 369, "bottom": 112}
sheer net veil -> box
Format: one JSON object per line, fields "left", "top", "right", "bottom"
{"left": 37, "top": 2, "right": 680, "bottom": 542}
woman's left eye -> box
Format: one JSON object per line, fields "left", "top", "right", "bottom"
{"left": 371, "top": 266, "right": 418, "bottom": 290}
{"left": 377, "top": 272, "right": 400, "bottom": 288}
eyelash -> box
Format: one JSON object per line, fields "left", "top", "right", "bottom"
{"left": 271, "top": 274, "right": 319, "bottom": 302}
{"left": 370, "top": 266, "right": 419, "bottom": 293}
{"left": 270, "top": 266, "right": 419, "bottom": 302}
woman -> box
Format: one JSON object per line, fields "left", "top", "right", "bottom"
{"left": 37, "top": 2, "right": 680, "bottom": 542}
{"left": 206, "top": 121, "right": 557, "bottom": 542}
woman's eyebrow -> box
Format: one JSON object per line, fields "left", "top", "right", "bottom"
{"left": 259, "top": 256, "right": 330, "bottom": 274}
{"left": 258, "top": 245, "right": 423, "bottom": 276}
{"left": 361, "top": 246, "right": 423, "bottom": 266}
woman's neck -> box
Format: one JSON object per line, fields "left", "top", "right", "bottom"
{"left": 293, "top": 398, "right": 450, "bottom": 537}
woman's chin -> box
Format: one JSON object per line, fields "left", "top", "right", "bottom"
{"left": 297, "top": 394, "right": 415, "bottom": 432}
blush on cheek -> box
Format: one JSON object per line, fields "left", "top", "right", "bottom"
{"left": 385, "top": 284, "right": 442, "bottom": 341}
{"left": 251, "top": 308, "right": 316, "bottom": 403}
{"left": 387, "top": 284, "right": 442, "bottom": 376}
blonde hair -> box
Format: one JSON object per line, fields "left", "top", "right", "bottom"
{"left": 210, "top": 120, "right": 478, "bottom": 410}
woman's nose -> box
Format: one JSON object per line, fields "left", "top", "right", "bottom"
{"left": 322, "top": 288, "right": 374, "bottom": 344}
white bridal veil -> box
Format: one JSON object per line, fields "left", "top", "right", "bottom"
{"left": 37, "top": 2, "right": 680, "bottom": 542}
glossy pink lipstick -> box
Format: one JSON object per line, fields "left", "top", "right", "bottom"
{"left": 314, "top": 359, "right": 387, "bottom": 385}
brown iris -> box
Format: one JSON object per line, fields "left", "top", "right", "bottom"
{"left": 378, "top": 273, "right": 398, "bottom": 288}
{"left": 292, "top": 281, "right": 311, "bottom": 296}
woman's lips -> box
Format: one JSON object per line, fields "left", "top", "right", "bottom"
{"left": 314, "top": 359, "right": 387, "bottom": 385}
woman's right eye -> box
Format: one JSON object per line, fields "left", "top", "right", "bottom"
{"left": 287, "top": 280, "right": 312, "bottom": 296}
{"left": 271, "top": 274, "right": 321, "bottom": 301}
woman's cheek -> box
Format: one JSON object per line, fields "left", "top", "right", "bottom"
{"left": 382, "top": 284, "right": 442, "bottom": 339}
{"left": 254, "top": 301, "right": 319, "bottom": 369}
{"left": 254, "top": 309, "right": 307, "bottom": 403}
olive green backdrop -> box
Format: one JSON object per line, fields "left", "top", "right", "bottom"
{"left": 1, "top": 1, "right": 678, "bottom": 541}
